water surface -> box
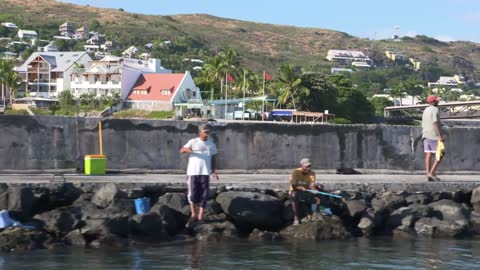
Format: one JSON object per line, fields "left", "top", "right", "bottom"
{"left": 2, "top": 238, "right": 480, "bottom": 269}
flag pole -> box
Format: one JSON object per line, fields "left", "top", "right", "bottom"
{"left": 242, "top": 69, "right": 246, "bottom": 121}
{"left": 262, "top": 70, "right": 266, "bottom": 121}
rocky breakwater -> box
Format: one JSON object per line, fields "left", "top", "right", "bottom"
{"left": 0, "top": 182, "right": 480, "bottom": 252}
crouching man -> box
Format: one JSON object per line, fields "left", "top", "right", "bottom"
{"left": 289, "top": 158, "right": 322, "bottom": 225}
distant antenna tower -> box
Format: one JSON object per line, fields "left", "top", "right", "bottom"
{"left": 393, "top": 25, "right": 400, "bottom": 40}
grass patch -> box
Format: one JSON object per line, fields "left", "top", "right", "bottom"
{"left": 4, "top": 109, "right": 29, "bottom": 115}
{"left": 112, "top": 109, "right": 174, "bottom": 119}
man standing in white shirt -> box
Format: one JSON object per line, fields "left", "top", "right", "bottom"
{"left": 180, "top": 124, "right": 218, "bottom": 227}
{"left": 422, "top": 95, "right": 444, "bottom": 181}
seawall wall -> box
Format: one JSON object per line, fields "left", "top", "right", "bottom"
{"left": 0, "top": 115, "right": 478, "bottom": 172}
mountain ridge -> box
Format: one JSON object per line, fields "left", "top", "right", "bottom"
{"left": 1, "top": 0, "right": 480, "bottom": 78}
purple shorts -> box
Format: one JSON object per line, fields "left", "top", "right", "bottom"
{"left": 187, "top": 175, "right": 210, "bottom": 208}
{"left": 423, "top": 139, "right": 438, "bottom": 153}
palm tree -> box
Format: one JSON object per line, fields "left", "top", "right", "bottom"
{"left": 389, "top": 82, "right": 406, "bottom": 106}
{"left": 196, "top": 49, "right": 240, "bottom": 99}
{"left": 271, "top": 64, "right": 309, "bottom": 109}
{"left": 0, "top": 59, "right": 16, "bottom": 106}
{"left": 232, "top": 68, "right": 262, "bottom": 98}
{"left": 3, "top": 68, "right": 19, "bottom": 107}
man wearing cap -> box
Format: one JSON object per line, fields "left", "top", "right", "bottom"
{"left": 289, "top": 158, "right": 322, "bottom": 225}
{"left": 422, "top": 95, "right": 444, "bottom": 181}
{"left": 180, "top": 124, "right": 218, "bottom": 227}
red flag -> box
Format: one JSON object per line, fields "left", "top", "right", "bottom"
{"left": 264, "top": 72, "right": 272, "bottom": 80}
{"left": 227, "top": 74, "right": 234, "bottom": 82}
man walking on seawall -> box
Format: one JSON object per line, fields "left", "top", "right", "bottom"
{"left": 289, "top": 158, "right": 322, "bottom": 225}
{"left": 422, "top": 95, "right": 445, "bottom": 182}
{"left": 180, "top": 124, "right": 218, "bottom": 227}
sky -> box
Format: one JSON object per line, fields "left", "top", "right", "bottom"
{"left": 60, "top": 0, "right": 480, "bottom": 43}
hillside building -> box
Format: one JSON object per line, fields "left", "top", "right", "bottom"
{"left": 125, "top": 72, "right": 201, "bottom": 111}
{"left": 59, "top": 21, "right": 74, "bottom": 37}
{"left": 70, "top": 56, "right": 172, "bottom": 100}
{"left": 325, "top": 50, "right": 372, "bottom": 67}
{"left": 16, "top": 51, "right": 92, "bottom": 99}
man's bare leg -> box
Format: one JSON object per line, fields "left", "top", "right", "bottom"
{"left": 430, "top": 159, "right": 442, "bottom": 180}
{"left": 291, "top": 201, "right": 300, "bottom": 224}
{"left": 197, "top": 207, "right": 205, "bottom": 221}
{"left": 189, "top": 203, "right": 198, "bottom": 220}
{"left": 425, "top": 152, "right": 432, "bottom": 176}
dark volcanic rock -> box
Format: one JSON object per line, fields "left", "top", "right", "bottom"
{"left": 414, "top": 217, "right": 469, "bottom": 237}
{"left": 91, "top": 183, "right": 126, "bottom": 208}
{"left": 248, "top": 229, "right": 282, "bottom": 241}
{"left": 33, "top": 207, "right": 82, "bottom": 236}
{"left": 193, "top": 220, "right": 239, "bottom": 241}
{"left": 281, "top": 214, "right": 350, "bottom": 240}
{"left": 216, "top": 191, "right": 283, "bottom": 231}
{"left": 0, "top": 227, "right": 54, "bottom": 252}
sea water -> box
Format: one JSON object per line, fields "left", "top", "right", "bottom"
{"left": 1, "top": 237, "right": 480, "bottom": 269}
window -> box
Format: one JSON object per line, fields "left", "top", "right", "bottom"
{"left": 161, "top": 90, "right": 170, "bottom": 95}
{"left": 192, "top": 91, "right": 196, "bottom": 97}
{"left": 134, "top": 90, "right": 147, "bottom": 95}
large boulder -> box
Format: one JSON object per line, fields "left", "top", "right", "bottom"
{"left": 31, "top": 183, "right": 82, "bottom": 215}
{"left": 371, "top": 192, "right": 406, "bottom": 214}
{"left": 0, "top": 227, "right": 54, "bottom": 252}
{"left": 81, "top": 215, "right": 130, "bottom": 239}
{"left": 216, "top": 191, "right": 283, "bottom": 231}
{"left": 386, "top": 205, "right": 435, "bottom": 232}
{"left": 346, "top": 199, "right": 368, "bottom": 219}
{"left": 281, "top": 214, "right": 350, "bottom": 240}
{"left": 130, "top": 213, "right": 169, "bottom": 241}
{"left": 91, "top": 183, "right": 125, "bottom": 208}
{"left": 6, "top": 187, "right": 34, "bottom": 220}
{"left": 357, "top": 207, "right": 383, "bottom": 236}
{"left": 193, "top": 221, "right": 239, "bottom": 241}
{"left": 156, "top": 193, "right": 189, "bottom": 216}
{"left": 149, "top": 204, "right": 180, "bottom": 236}
{"left": 33, "top": 207, "right": 82, "bottom": 236}
{"left": 428, "top": 200, "right": 470, "bottom": 226}
{"left": 414, "top": 217, "right": 468, "bottom": 237}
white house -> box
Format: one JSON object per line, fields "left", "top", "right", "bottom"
{"left": 70, "top": 56, "right": 172, "bottom": 99}
{"left": 17, "top": 29, "right": 38, "bottom": 40}
{"left": 428, "top": 75, "right": 465, "bottom": 88}
{"left": 1, "top": 22, "right": 17, "bottom": 29}
{"left": 37, "top": 43, "right": 59, "bottom": 52}
{"left": 122, "top": 46, "right": 139, "bottom": 58}
{"left": 326, "top": 50, "right": 372, "bottom": 67}
{"left": 16, "top": 51, "right": 92, "bottom": 99}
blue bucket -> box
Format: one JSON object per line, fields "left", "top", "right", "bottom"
{"left": 134, "top": 197, "right": 151, "bottom": 214}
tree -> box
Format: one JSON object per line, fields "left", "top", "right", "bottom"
{"left": 232, "top": 68, "right": 261, "bottom": 98}
{"left": 299, "top": 72, "right": 338, "bottom": 112}
{"left": 328, "top": 74, "right": 374, "bottom": 123}
{"left": 195, "top": 49, "right": 238, "bottom": 99}
{"left": 0, "top": 59, "right": 18, "bottom": 106}
{"left": 370, "top": 96, "right": 394, "bottom": 116}
{"left": 389, "top": 82, "right": 406, "bottom": 106}
{"left": 3, "top": 68, "right": 19, "bottom": 106}
{"left": 58, "top": 90, "right": 75, "bottom": 108}
{"left": 271, "top": 64, "right": 308, "bottom": 109}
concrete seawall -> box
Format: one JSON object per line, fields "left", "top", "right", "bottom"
{"left": 0, "top": 115, "right": 479, "bottom": 172}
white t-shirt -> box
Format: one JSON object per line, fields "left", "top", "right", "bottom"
{"left": 183, "top": 138, "right": 218, "bottom": 176}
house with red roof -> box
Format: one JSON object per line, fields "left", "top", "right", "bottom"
{"left": 125, "top": 71, "right": 201, "bottom": 111}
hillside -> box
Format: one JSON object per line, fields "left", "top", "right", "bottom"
{"left": 1, "top": 0, "right": 480, "bottom": 79}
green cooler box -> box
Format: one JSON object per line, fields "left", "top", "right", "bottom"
{"left": 84, "top": 154, "right": 107, "bottom": 175}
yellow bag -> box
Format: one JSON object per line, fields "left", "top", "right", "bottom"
{"left": 436, "top": 141, "right": 445, "bottom": 161}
